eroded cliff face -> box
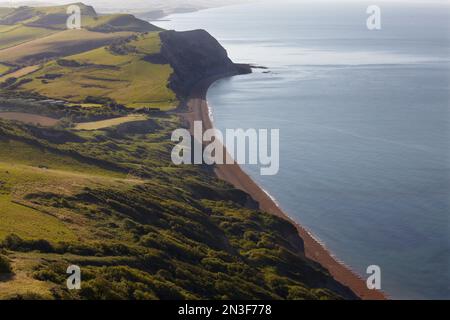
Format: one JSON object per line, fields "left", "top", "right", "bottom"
{"left": 158, "top": 29, "right": 251, "bottom": 98}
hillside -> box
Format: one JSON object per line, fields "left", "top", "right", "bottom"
{"left": 0, "top": 3, "right": 96, "bottom": 27}
{"left": 0, "top": 3, "right": 160, "bottom": 32}
{"left": 0, "top": 4, "right": 357, "bottom": 300}
{"left": 0, "top": 3, "right": 160, "bottom": 66}
{"left": 159, "top": 30, "right": 251, "bottom": 97}
{"left": 17, "top": 32, "right": 177, "bottom": 109}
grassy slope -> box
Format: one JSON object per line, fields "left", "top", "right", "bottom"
{"left": 0, "top": 65, "right": 41, "bottom": 82}
{"left": 0, "top": 25, "right": 16, "bottom": 32}
{"left": 0, "top": 4, "right": 355, "bottom": 300}
{"left": 0, "top": 3, "right": 95, "bottom": 27}
{"left": 0, "top": 8, "right": 13, "bottom": 18}
{"left": 0, "top": 194, "right": 75, "bottom": 242}
{"left": 74, "top": 114, "right": 148, "bottom": 130}
{"left": 0, "top": 63, "right": 10, "bottom": 75}
{"left": 0, "top": 3, "right": 159, "bottom": 65}
{"left": 0, "top": 139, "right": 126, "bottom": 178}
{"left": 21, "top": 32, "right": 176, "bottom": 109}
{"left": 85, "top": 14, "right": 161, "bottom": 33}
{"left": 0, "top": 251, "right": 55, "bottom": 299}
{"left": 0, "top": 4, "right": 97, "bottom": 54}
{"left": 0, "top": 114, "right": 351, "bottom": 300}
{"left": 0, "top": 29, "right": 134, "bottom": 65}
{"left": 0, "top": 25, "right": 56, "bottom": 50}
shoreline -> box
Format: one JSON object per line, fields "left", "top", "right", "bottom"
{"left": 181, "top": 73, "right": 387, "bottom": 300}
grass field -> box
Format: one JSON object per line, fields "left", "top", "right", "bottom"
{"left": 0, "top": 3, "right": 95, "bottom": 27}
{"left": 21, "top": 32, "right": 177, "bottom": 109}
{"left": 0, "top": 251, "right": 55, "bottom": 299}
{"left": 0, "top": 4, "right": 156, "bottom": 32}
{"left": 0, "top": 112, "right": 58, "bottom": 126}
{"left": 0, "top": 98, "right": 351, "bottom": 301}
{"left": 74, "top": 114, "right": 148, "bottom": 130}
{"left": 0, "top": 8, "right": 14, "bottom": 18}
{"left": 0, "top": 4, "right": 352, "bottom": 301}
{"left": 0, "top": 140, "right": 125, "bottom": 178}
{"left": 0, "top": 25, "right": 56, "bottom": 50}
{"left": 85, "top": 14, "right": 160, "bottom": 32}
{"left": 0, "top": 25, "right": 17, "bottom": 33}
{"left": 0, "top": 62, "right": 10, "bottom": 75}
{"left": 0, "top": 65, "right": 40, "bottom": 82}
{"left": 0, "top": 29, "right": 134, "bottom": 64}
{"left": 85, "top": 14, "right": 133, "bottom": 31}
{"left": 0, "top": 195, "right": 75, "bottom": 241}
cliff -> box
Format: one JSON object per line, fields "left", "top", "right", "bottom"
{"left": 0, "top": 3, "right": 160, "bottom": 32}
{"left": 159, "top": 29, "right": 251, "bottom": 98}
{"left": 0, "top": 4, "right": 358, "bottom": 300}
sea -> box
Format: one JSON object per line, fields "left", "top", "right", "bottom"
{"left": 154, "top": 0, "right": 450, "bottom": 299}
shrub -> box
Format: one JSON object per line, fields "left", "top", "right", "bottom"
{"left": 0, "top": 255, "right": 12, "bottom": 274}
{"left": 1, "top": 234, "right": 54, "bottom": 253}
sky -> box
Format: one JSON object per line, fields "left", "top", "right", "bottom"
{"left": 0, "top": 0, "right": 253, "bottom": 14}
{"left": 3, "top": 0, "right": 448, "bottom": 4}
{"left": 1, "top": 0, "right": 448, "bottom": 13}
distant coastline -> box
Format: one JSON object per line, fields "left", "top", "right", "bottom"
{"left": 181, "top": 72, "right": 387, "bottom": 300}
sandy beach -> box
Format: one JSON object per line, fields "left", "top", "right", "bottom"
{"left": 181, "top": 74, "right": 387, "bottom": 300}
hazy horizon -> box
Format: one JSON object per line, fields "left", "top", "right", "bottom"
{"left": 0, "top": 0, "right": 247, "bottom": 12}
{"left": 1, "top": 0, "right": 448, "bottom": 15}
{"left": 2, "top": 0, "right": 449, "bottom": 7}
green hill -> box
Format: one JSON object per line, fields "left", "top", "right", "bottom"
{"left": 0, "top": 3, "right": 162, "bottom": 67}
{"left": 0, "top": 7, "right": 14, "bottom": 19}
{"left": 18, "top": 32, "right": 176, "bottom": 109}
{"left": 0, "top": 112, "right": 356, "bottom": 300}
{"left": 0, "top": 25, "right": 57, "bottom": 50}
{"left": 0, "top": 3, "right": 357, "bottom": 300}
{"left": 0, "top": 3, "right": 159, "bottom": 33}
{"left": 86, "top": 14, "right": 161, "bottom": 33}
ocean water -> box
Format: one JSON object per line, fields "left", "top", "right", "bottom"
{"left": 154, "top": 0, "right": 450, "bottom": 299}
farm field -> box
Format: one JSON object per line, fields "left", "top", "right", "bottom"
{"left": 0, "top": 25, "right": 56, "bottom": 50}
{"left": 0, "top": 112, "right": 58, "bottom": 126}
{"left": 0, "top": 65, "right": 41, "bottom": 82}
{"left": 74, "top": 114, "right": 148, "bottom": 130}
{"left": 0, "top": 29, "right": 134, "bottom": 64}
{"left": 0, "top": 62, "right": 10, "bottom": 75}
{"left": 20, "top": 32, "right": 177, "bottom": 109}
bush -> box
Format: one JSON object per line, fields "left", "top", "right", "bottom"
{"left": 1, "top": 234, "right": 23, "bottom": 250}
{"left": 0, "top": 255, "right": 12, "bottom": 274}
{"left": 1, "top": 234, "right": 54, "bottom": 253}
